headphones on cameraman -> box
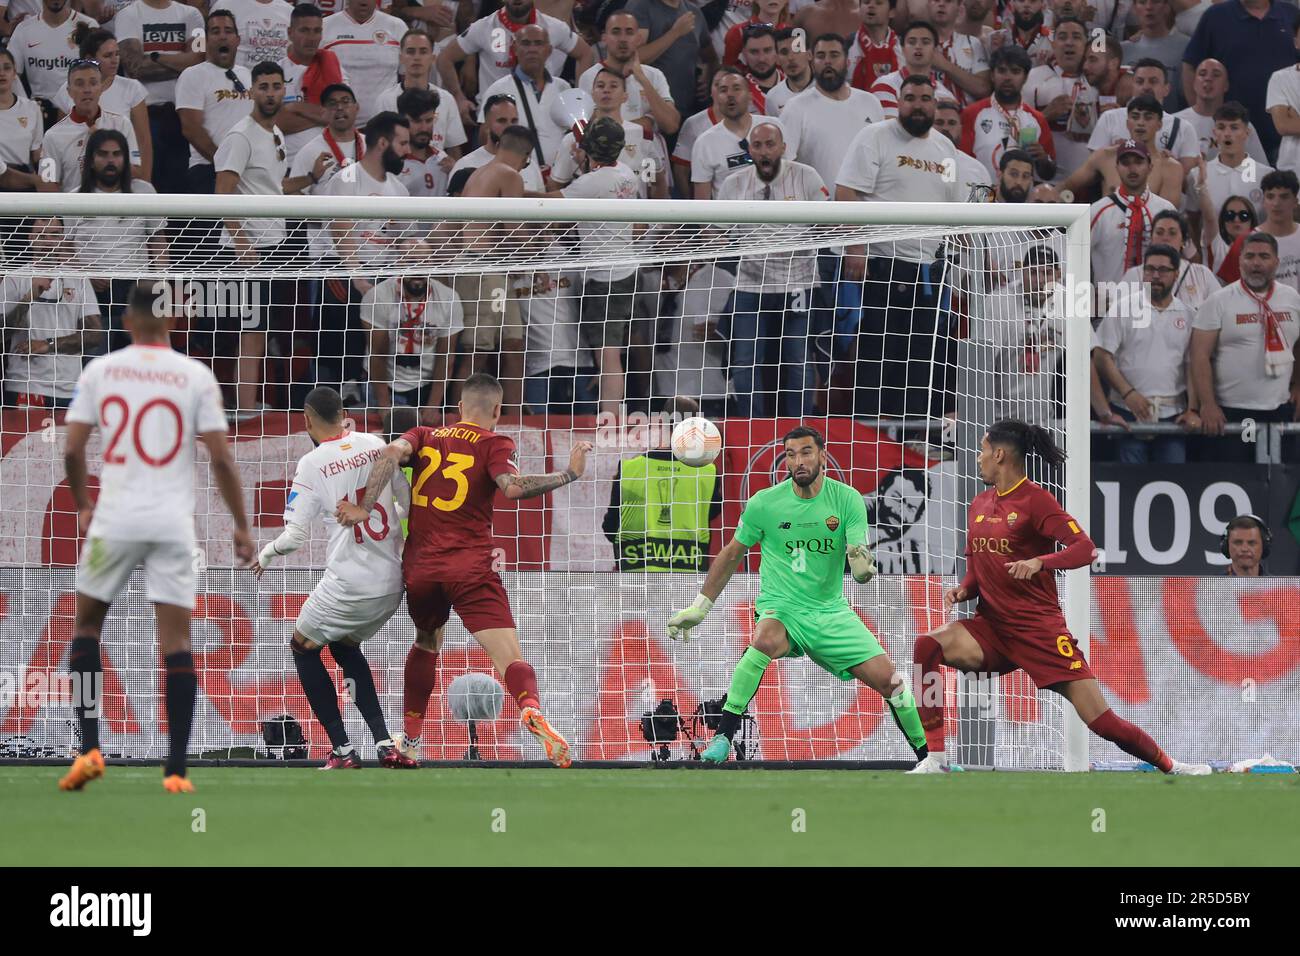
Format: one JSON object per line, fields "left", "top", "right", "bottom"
{"left": 1219, "top": 514, "right": 1271, "bottom": 560}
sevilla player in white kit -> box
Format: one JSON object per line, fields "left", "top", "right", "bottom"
{"left": 253, "top": 386, "right": 415, "bottom": 769}
{"left": 59, "top": 283, "right": 255, "bottom": 794}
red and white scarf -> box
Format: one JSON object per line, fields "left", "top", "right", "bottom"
{"left": 1242, "top": 282, "right": 1294, "bottom": 378}
{"left": 323, "top": 127, "right": 363, "bottom": 167}
{"left": 498, "top": 5, "right": 538, "bottom": 68}
{"left": 851, "top": 26, "right": 899, "bottom": 92}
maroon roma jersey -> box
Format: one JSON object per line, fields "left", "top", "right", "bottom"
{"left": 963, "top": 477, "right": 1095, "bottom": 630}
{"left": 400, "top": 421, "right": 518, "bottom": 581}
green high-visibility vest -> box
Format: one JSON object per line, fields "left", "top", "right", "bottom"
{"left": 615, "top": 455, "right": 716, "bottom": 572}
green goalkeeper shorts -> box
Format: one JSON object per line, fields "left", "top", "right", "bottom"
{"left": 755, "top": 603, "right": 886, "bottom": 681}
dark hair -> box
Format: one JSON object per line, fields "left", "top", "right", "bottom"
{"left": 1126, "top": 92, "right": 1163, "bottom": 117}
{"left": 463, "top": 372, "right": 504, "bottom": 400}
{"left": 783, "top": 425, "right": 825, "bottom": 449}
{"left": 291, "top": 3, "right": 324, "bottom": 21}
{"left": 482, "top": 92, "right": 518, "bottom": 117}
{"left": 396, "top": 86, "right": 439, "bottom": 118}
{"left": 205, "top": 8, "right": 238, "bottom": 31}
{"left": 319, "top": 82, "right": 355, "bottom": 105}
{"left": 67, "top": 59, "right": 100, "bottom": 81}
{"left": 902, "top": 20, "right": 939, "bottom": 43}
{"left": 76, "top": 26, "right": 115, "bottom": 60}
{"left": 714, "top": 65, "right": 747, "bottom": 82}
{"left": 989, "top": 45, "right": 1032, "bottom": 75}
{"left": 900, "top": 73, "right": 936, "bottom": 92}
{"left": 384, "top": 405, "right": 420, "bottom": 444}
{"left": 986, "top": 419, "right": 1066, "bottom": 467}
{"left": 1053, "top": 15, "right": 1086, "bottom": 35}
{"left": 935, "top": 99, "right": 961, "bottom": 113}
{"left": 79, "top": 129, "right": 133, "bottom": 193}
{"left": 1151, "top": 209, "right": 1187, "bottom": 242}
{"left": 1261, "top": 168, "right": 1299, "bottom": 196}
{"left": 400, "top": 27, "right": 433, "bottom": 48}
{"left": 774, "top": 26, "right": 796, "bottom": 44}
{"left": 498, "top": 123, "right": 535, "bottom": 154}
{"left": 742, "top": 23, "right": 777, "bottom": 44}
{"left": 1243, "top": 230, "right": 1279, "bottom": 256}
{"left": 1217, "top": 195, "right": 1258, "bottom": 242}
{"left": 999, "top": 148, "right": 1034, "bottom": 172}
{"left": 1144, "top": 243, "right": 1181, "bottom": 269}
{"left": 0, "top": 48, "right": 14, "bottom": 70}
{"left": 304, "top": 386, "right": 344, "bottom": 424}
{"left": 811, "top": 32, "right": 849, "bottom": 55}
{"left": 127, "top": 282, "right": 166, "bottom": 323}
{"left": 1023, "top": 244, "right": 1059, "bottom": 268}
{"left": 363, "top": 111, "right": 409, "bottom": 148}
{"left": 1214, "top": 101, "right": 1250, "bottom": 125}
{"left": 594, "top": 66, "right": 626, "bottom": 86}
{"left": 446, "top": 166, "right": 474, "bottom": 197}
{"left": 1226, "top": 514, "right": 1267, "bottom": 536}
{"left": 251, "top": 60, "right": 285, "bottom": 83}
{"left": 1132, "top": 57, "right": 1168, "bottom": 78}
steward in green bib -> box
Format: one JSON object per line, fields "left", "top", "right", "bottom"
{"left": 602, "top": 398, "right": 722, "bottom": 572}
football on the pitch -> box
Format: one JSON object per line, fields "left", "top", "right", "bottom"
{"left": 671, "top": 417, "right": 722, "bottom": 467}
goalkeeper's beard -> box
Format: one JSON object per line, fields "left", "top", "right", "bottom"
{"left": 790, "top": 462, "right": 822, "bottom": 487}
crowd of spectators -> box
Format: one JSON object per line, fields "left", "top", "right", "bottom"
{"left": 0, "top": 0, "right": 1295, "bottom": 461}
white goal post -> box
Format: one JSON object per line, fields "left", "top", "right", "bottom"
{"left": 0, "top": 193, "right": 1092, "bottom": 770}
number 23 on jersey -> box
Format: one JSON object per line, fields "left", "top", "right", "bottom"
{"left": 411, "top": 448, "right": 474, "bottom": 512}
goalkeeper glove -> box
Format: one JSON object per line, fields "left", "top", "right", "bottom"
{"left": 667, "top": 594, "right": 713, "bottom": 642}
{"left": 847, "top": 544, "right": 877, "bottom": 584}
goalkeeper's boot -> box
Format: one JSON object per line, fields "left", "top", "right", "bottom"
{"left": 521, "top": 707, "right": 572, "bottom": 768}
{"left": 320, "top": 747, "right": 363, "bottom": 770}
{"left": 162, "top": 774, "right": 195, "bottom": 794}
{"left": 701, "top": 735, "right": 731, "bottom": 764}
{"left": 1169, "top": 760, "right": 1212, "bottom": 776}
{"left": 378, "top": 740, "right": 418, "bottom": 769}
{"left": 906, "top": 753, "right": 952, "bottom": 774}
{"left": 58, "top": 747, "right": 105, "bottom": 791}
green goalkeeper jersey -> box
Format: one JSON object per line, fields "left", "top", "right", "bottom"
{"left": 734, "top": 476, "right": 869, "bottom": 611}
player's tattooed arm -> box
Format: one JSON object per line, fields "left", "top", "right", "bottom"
{"left": 495, "top": 441, "right": 593, "bottom": 500}
{"left": 336, "top": 438, "right": 413, "bottom": 526}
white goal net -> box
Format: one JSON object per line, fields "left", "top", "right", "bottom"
{"left": 0, "top": 194, "right": 1091, "bottom": 769}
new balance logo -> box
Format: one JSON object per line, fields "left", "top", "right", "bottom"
{"left": 779, "top": 522, "right": 791, "bottom": 529}
{"left": 49, "top": 886, "right": 152, "bottom": 936}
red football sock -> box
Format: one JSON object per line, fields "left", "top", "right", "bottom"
{"left": 504, "top": 660, "right": 540, "bottom": 712}
{"left": 403, "top": 645, "right": 439, "bottom": 740}
{"left": 914, "top": 635, "right": 947, "bottom": 753}
{"left": 1088, "top": 708, "right": 1173, "bottom": 772}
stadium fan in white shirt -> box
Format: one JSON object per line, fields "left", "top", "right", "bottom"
{"left": 519, "top": 266, "right": 598, "bottom": 414}
{"left": 0, "top": 50, "right": 47, "bottom": 185}
{"left": 578, "top": 11, "right": 679, "bottom": 135}
{"left": 322, "top": 0, "right": 405, "bottom": 123}
{"left": 927, "top": 0, "right": 991, "bottom": 109}
{"left": 1023, "top": 17, "right": 1097, "bottom": 184}
{"left": 991, "top": 246, "right": 1066, "bottom": 428}
{"left": 959, "top": 44, "right": 1056, "bottom": 183}
{"left": 1183, "top": 102, "right": 1272, "bottom": 231}
{"left": 289, "top": 80, "right": 359, "bottom": 199}
{"left": 52, "top": 30, "right": 153, "bottom": 180}
{"left": 0, "top": 219, "right": 102, "bottom": 408}
{"left": 652, "top": 261, "right": 733, "bottom": 414}
{"left": 836, "top": 75, "right": 965, "bottom": 419}
{"left": 1191, "top": 232, "right": 1300, "bottom": 456}
{"left": 252, "top": 386, "right": 409, "bottom": 771}
{"left": 1091, "top": 59, "right": 1201, "bottom": 171}
{"left": 1268, "top": 26, "right": 1300, "bottom": 176}
{"left": 63, "top": 128, "right": 168, "bottom": 352}
{"left": 449, "top": 93, "right": 546, "bottom": 191}
{"left": 8, "top": 0, "right": 95, "bottom": 107}
{"left": 782, "top": 34, "right": 885, "bottom": 190}
{"left": 361, "top": 269, "right": 463, "bottom": 409}
{"left": 477, "top": 25, "right": 571, "bottom": 175}
{"left": 319, "top": 111, "right": 412, "bottom": 396}
{"left": 1118, "top": 208, "right": 1221, "bottom": 312}
{"left": 871, "top": 21, "right": 958, "bottom": 119}
{"left": 671, "top": 96, "right": 720, "bottom": 200}
{"left": 1250, "top": 170, "right": 1300, "bottom": 296}
{"left": 1082, "top": 30, "right": 1126, "bottom": 110}
{"left": 42, "top": 60, "right": 142, "bottom": 191}
{"left": 985, "top": 0, "right": 1053, "bottom": 68}
{"left": 1061, "top": 93, "right": 1183, "bottom": 206}
{"left": 536, "top": 117, "right": 641, "bottom": 415}
{"left": 763, "top": 25, "right": 813, "bottom": 116}
{"left": 114, "top": 0, "right": 206, "bottom": 194}
{"left": 690, "top": 66, "right": 761, "bottom": 198}
{"left": 175, "top": 12, "right": 252, "bottom": 193}
{"left": 549, "top": 68, "right": 667, "bottom": 198}
{"left": 372, "top": 27, "right": 466, "bottom": 161}
{"left": 1182, "top": 58, "right": 1267, "bottom": 165}
{"left": 276, "top": 4, "right": 348, "bottom": 165}
{"left": 61, "top": 282, "right": 254, "bottom": 792}
{"left": 396, "top": 86, "right": 449, "bottom": 197}
{"left": 1088, "top": 139, "right": 1176, "bottom": 287}
{"left": 933, "top": 99, "right": 994, "bottom": 200}
{"left": 438, "top": 0, "right": 591, "bottom": 128}
{"left": 717, "top": 119, "right": 828, "bottom": 416}
{"left": 226, "top": 0, "right": 293, "bottom": 70}
{"left": 1095, "top": 242, "right": 1201, "bottom": 462}
{"left": 956, "top": 148, "right": 1034, "bottom": 307}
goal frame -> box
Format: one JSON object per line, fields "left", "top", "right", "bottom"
{"left": 0, "top": 194, "right": 1093, "bottom": 771}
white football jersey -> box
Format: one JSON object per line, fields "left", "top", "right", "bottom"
{"left": 65, "top": 344, "right": 228, "bottom": 544}
{"left": 283, "top": 430, "right": 403, "bottom": 598}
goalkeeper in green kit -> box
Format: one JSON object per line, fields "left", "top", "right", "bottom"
{"left": 667, "top": 426, "right": 929, "bottom": 765}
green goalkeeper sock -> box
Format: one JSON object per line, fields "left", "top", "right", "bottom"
{"left": 717, "top": 647, "right": 772, "bottom": 738}
{"left": 888, "top": 680, "right": 928, "bottom": 756}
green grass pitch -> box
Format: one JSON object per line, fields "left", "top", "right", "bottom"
{"left": 2, "top": 766, "right": 1295, "bottom": 866}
